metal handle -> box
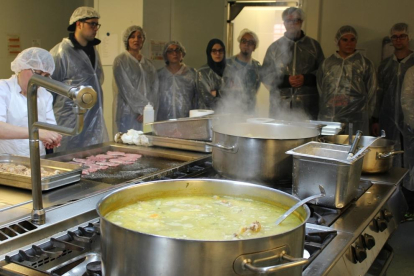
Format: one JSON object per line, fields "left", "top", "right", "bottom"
{"left": 206, "top": 142, "right": 238, "bottom": 153}
{"left": 377, "top": 150, "right": 404, "bottom": 159}
{"left": 243, "top": 253, "right": 308, "bottom": 274}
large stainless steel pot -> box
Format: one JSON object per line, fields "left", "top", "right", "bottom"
{"left": 97, "top": 179, "right": 310, "bottom": 276}
{"left": 209, "top": 122, "right": 320, "bottom": 186}
{"left": 324, "top": 135, "right": 404, "bottom": 173}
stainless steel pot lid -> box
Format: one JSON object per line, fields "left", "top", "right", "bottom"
{"left": 212, "top": 122, "right": 320, "bottom": 140}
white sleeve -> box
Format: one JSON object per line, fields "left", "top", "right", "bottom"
{"left": 43, "top": 89, "right": 56, "bottom": 125}
{"left": 0, "top": 81, "right": 11, "bottom": 122}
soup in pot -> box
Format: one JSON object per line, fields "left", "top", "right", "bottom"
{"left": 105, "top": 195, "right": 303, "bottom": 240}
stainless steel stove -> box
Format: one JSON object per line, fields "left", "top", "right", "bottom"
{"left": 0, "top": 153, "right": 408, "bottom": 276}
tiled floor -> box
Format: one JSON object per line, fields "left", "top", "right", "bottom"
{"left": 386, "top": 221, "right": 414, "bottom": 275}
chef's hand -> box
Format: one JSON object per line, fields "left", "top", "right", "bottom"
{"left": 289, "top": 75, "right": 304, "bottom": 88}
{"left": 211, "top": 90, "right": 217, "bottom": 97}
{"left": 39, "top": 130, "right": 61, "bottom": 146}
{"left": 137, "top": 114, "right": 143, "bottom": 123}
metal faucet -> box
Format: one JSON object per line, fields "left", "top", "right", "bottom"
{"left": 27, "top": 74, "right": 97, "bottom": 225}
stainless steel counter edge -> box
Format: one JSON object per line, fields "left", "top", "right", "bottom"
{"left": 303, "top": 168, "right": 407, "bottom": 276}
{"left": 0, "top": 188, "right": 111, "bottom": 257}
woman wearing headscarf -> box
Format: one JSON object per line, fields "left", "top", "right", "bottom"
{"left": 196, "top": 39, "right": 226, "bottom": 110}
{"left": 112, "top": 25, "right": 159, "bottom": 133}
{"left": 0, "top": 47, "right": 62, "bottom": 156}
{"left": 317, "top": 25, "right": 377, "bottom": 134}
{"left": 157, "top": 41, "right": 197, "bottom": 121}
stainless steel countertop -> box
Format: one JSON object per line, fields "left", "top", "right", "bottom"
{"left": 303, "top": 168, "right": 408, "bottom": 276}
{"left": 0, "top": 142, "right": 209, "bottom": 226}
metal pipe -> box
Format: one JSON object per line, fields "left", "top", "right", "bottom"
{"left": 27, "top": 74, "right": 97, "bottom": 225}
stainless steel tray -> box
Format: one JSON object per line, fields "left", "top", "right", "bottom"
{"left": 145, "top": 134, "right": 212, "bottom": 153}
{"left": 148, "top": 117, "right": 213, "bottom": 141}
{"left": 286, "top": 142, "right": 367, "bottom": 208}
{"left": 0, "top": 155, "right": 82, "bottom": 191}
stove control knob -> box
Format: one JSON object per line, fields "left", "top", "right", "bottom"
{"left": 383, "top": 209, "right": 393, "bottom": 221}
{"left": 376, "top": 218, "right": 388, "bottom": 232}
{"left": 363, "top": 234, "right": 376, "bottom": 250}
{"left": 352, "top": 244, "right": 367, "bottom": 263}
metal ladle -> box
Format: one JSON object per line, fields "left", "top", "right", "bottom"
{"left": 275, "top": 185, "right": 326, "bottom": 226}
{"left": 349, "top": 130, "right": 386, "bottom": 161}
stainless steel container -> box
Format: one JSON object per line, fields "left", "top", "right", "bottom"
{"left": 323, "top": 135, "right": 404, "bottom": 173}
{"left": 286, "top": 142, "right": 367, "bottom": 208}
{"left": 97, "top": 179, "right": 310, "bottom": 276}
{"left": 148, "top": 117, "right": 213, "bottom": 141}
{"left": 210, "top": 122, "right": 319, "bottom": 186}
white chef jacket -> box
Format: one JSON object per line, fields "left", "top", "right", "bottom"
{"left": 0, "top": 75, "right": 56, "bottom": 156}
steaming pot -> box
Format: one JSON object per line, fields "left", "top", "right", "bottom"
{"left": 209, "top": 122, "right": 320, "bottom": 186}
{"left": 97, "top": 179, "right": 309, "bottom": 276}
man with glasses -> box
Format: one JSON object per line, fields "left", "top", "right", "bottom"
{"left": 261, "top": 7, "right": 324, "bottom": 120}
{"left": 221, "top": 28, "right": 261, "bottom": 112}
{"left": 372, "top": 23, "right": 414, "bottom": 167}
{"left": 50, "top": 6, "right": 108, "bottom": 152}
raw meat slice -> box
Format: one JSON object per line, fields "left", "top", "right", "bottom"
{"left": 82, "top": 169, "right": 90, "bottom": 175}
{"left": 124, "top": 153, "right": 142, "bottom": 158}
{"left": 86, "top": 156, "right": 108, "bottom": 162}
{"left": 73, "top": 158, "right": 89, "bottom": 163}
{"left": 95, "top": 154, "right": 112, "bottom": 159}
{"left": 96, "top": 162, "right": 119, "bottom": 167}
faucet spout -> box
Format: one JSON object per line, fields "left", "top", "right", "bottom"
{"left": 27, "top": 74, "right": 97, "bottom": 225}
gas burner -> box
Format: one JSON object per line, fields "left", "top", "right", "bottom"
{"left": 83, "top": 261, "right": 102, "bottom": 276}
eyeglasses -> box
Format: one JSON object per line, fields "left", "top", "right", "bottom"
{"left": 391, "top": 34, "right": 408, "bottom": 41}
{"left": 211, "top": 49, "right": 224, "bottom": 54}
{"left": 166, "top": 48, "right": 182, "bottom": 54}
{"left": 82, "top": 21, "right": 101, "bottom": 30}
{"left": 240, "top": 39, "right": 256, "bottom": 46}
{"left": 31, "top": 69, "right": 51, "bottom": 79}
{"left": 284, "top": 18, "right": 302, "bottom": 24}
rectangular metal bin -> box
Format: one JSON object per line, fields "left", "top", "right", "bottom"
{"left": 0, "top": 155, "right": 82, "bottom": 191}
{"left": 286, "top": 142, "right": 367, "bottom": 208}
{"left": 148, "top": 117, "right": 213, "bottom": 141}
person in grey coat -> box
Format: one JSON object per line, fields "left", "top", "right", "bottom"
{"left": 50, "top": 6, "right": 108, "bottom": 151}
{"left": 261, "top": 7, "right": 324, "bottom": 119}
{"left": 372, "top": 23, "right": 414, "bottom": 167}
{"left": 317, "top": 26, "right": 377, "bottom": 135}
{"left": 112, "top": 25, "right": 159, "bottom": 133}
{"left": 221, "top": 29, "right": 261, "bottom": 113}
{"left": 196, "top": 38, "right": 226, "bottom": 110}
{"left": 157, "top": 41, "right": 197, "bottom": 121}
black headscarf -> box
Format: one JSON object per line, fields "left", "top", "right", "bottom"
{"left": 206, "top": 39, "right": 226, "bottom": 77}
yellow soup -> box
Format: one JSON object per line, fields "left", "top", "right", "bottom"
{"left": 105, "top": 195, "right": 303, "bottom": 240}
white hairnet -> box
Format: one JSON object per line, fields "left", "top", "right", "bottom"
{"left": 123, "top": 25, "right": 146, "bottom": 50}
{"left": 282, "top": 7, "right": 305, "bottom": 21}
{"left": 163, "top": 41, "right": 186, "bottom": 63}
{"left": 11, "top": 47, "right": 55, "bottom": 75}
{"left": 68, "top": 6, "right": 100, "bottom": 31}
{"left": 335, "top": 25, "right": 358, "bottom": 45}
{"left": 237, "top": 28, "right": 259, "bottom": 48}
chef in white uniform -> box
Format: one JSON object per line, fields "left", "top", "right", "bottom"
{"left": 0, "top": 47, "right": 62, "bottom": 156}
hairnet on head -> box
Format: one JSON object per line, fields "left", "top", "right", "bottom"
{"left": 163, "top": 41, "right": 186, "bottom": 63}
{"left": 123, "top": 25, "right": 146, "bottom": 50}
{"left": 390, "top": 23, "right": 409, "bottom": 36}
{"left": 68, "top": 6, "right": 100, "bottom": 31}
{"left": 335, "top": 25, "right": 358, "bottom": 44}
{"left": 282, "top": 7, "right": 305, "bottom": 21}
{"left": 237, "top": 28, "right": 259, "bottom": 48}
{"left": 11, "top": 47, "right": 55, "bottom": 75}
